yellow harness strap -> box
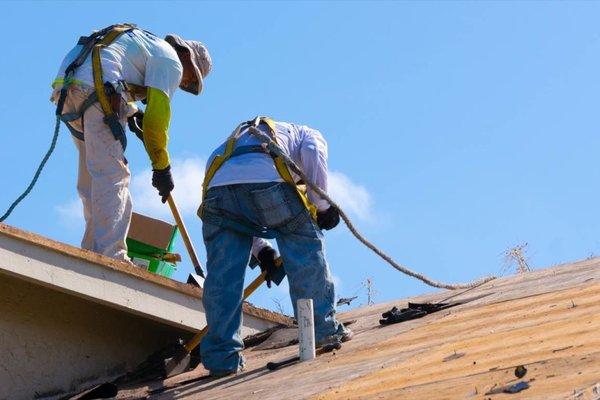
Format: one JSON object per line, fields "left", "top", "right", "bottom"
{"left": 201, "top": 137, "right": 236, "bottom": 200}
{"left": 199, "top": 122, "right": 243, "bottom": 216}
{"left": 260, "top": 117, "right": 318, "bottom": 221}
{"left": 200, "top": 117, "right": 318, "bottom": 221}
{"left": 91, "top": 25, "right": 135, "bottom": 118}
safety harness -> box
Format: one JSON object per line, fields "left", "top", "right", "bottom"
{"left": 55, "top": 23, "right": 147, "bottom": 151}
{"left": 199, "top": 117, "right": 318, "bottom": 235}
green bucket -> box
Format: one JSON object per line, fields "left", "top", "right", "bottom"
{"left": 127, "top": 226, "right": 179, "bottom": 278}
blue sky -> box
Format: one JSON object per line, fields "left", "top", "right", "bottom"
{"left": 2, "top": 1, "right": 600, "bottom": 315}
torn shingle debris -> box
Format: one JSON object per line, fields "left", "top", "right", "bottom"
{"left": 379, "top": 302, "right": 459, "bottom": 325}
{"left": 485, "top": 381, "right": 530, "bottom": 395}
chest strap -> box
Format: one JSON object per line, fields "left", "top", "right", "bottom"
{"left": 91, "top": 25, "right": 137, "bottom": 151}
{"left": 56, "top": 24, "right": 138, "bottom": 151}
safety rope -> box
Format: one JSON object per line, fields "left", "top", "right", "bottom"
{"left": 0, "top": 116, "right": 61, "bottom": 222}
{"left": 248, "top": 126, "right": 496, "bottom": 290}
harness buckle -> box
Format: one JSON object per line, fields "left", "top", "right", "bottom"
{"left": 103, "top": 113, "right": 127, "bottom": 148}
{"left": 55, "top": 72, "right": 75, "bottom": 116}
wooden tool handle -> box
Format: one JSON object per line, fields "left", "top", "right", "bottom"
{"left": 167, "top": 195, "right": 205, "bottom": 278}
{"left": 184, "top": 271, "right": 268, "bottom": 352}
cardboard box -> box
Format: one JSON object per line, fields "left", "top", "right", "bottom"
{"left": 128, "top": 213, "right": 177, "bottom": 251}
{"left": 127, "top": 213, "right": 179, "bottom": 278}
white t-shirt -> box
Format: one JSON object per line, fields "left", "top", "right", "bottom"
{"left": 54, "top": 28, "right": 183, "bottom": 99}
{"left": 206, "top": 120, "right": 330, "bottom": 211}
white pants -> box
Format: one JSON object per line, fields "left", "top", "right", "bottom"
{"left": 64, "top": 86, "right": 132, "bottom": 261}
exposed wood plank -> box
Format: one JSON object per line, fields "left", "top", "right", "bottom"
{"left": 314, "top": 284, "right": 600, "bottom": 400}
{"left": 116, "top": 260, "right": 600, "bottom": 400}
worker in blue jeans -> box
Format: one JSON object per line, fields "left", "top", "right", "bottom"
{"left": 198, "top": 117, "right": 352, "bottom": 376}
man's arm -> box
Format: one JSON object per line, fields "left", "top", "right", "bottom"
{"left": 252, "top": 238, "right": 280, "bottom": 288}
{"left": 142, "top": 53, "right": 183, "bottom": 201}
{"left": 297, "top": 125, "right": 340, "bottom": 230}
{"left": 143, "top": 87, "right": 174, "bottom": 203}
{"left": 252, "top": 237, "right": 272, "bottom": 258}
{"left": 142, "top": 87, "right": 171, "bottom": 170}
{"left": 297, "top": 125, "right": 330, "bottom": 211}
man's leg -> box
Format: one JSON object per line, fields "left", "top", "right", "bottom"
{"left": 72, "top": 136, "right": 94, "bottom": 251}
{"left": 82, "top": 104, "right": 132, "bottom": 262}
{"left": 63, "top": 86, "right": 95, "bottom": 251}
{"left": 200, "top": 188, "right": 254, "bottom": 373}
{"left": 277, "top": 212, "right": 342, "bottom": 343}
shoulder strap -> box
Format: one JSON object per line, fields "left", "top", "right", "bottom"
{"left": 65, "top": 23, "right": 136, "bottom": 79}
{"left": 91, "top": 25, "right": 136, "bottom": 118}
{"left": 56, "top": 23, "right": 136, "bottom": 116}
{"left": 200, "top": 121, "right": 245, "bottom": 212}
{"left": 258, "top": 117, "right": 319, "bottom": 221}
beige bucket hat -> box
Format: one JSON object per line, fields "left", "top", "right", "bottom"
{"left": 165, "top": 34, "right": 212, "bottom": 95}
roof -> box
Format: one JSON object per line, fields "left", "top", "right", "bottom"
{"left": 117, "top": 257, "right": 600, "bottom": 399}
{"left": 0, "top": 223, "right": 292, "bottom": 328}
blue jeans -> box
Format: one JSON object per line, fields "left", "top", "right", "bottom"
{"left": 199, "top": 182, "right": 342, "bottom": 372}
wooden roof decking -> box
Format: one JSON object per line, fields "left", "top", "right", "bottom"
{"left": 118, "top": 258, "right": 600, "bottom": 399}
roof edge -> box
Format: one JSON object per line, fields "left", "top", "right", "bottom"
{"left": 0, "top": 223, "right": 293, "bottom": 326}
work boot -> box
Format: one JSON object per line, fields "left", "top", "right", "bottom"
{"left": 316, "top": 325, "right": 353, "bottom": 347}
{"left": 208, "top": 354, "right": 245, "bottom": 378}
{"left": 209, "top": 368, "right": 241, "bottom": 378}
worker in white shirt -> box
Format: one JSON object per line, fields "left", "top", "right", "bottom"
{"left": 197, "top": 116, "right": 352, "bottom": 377}
{"left": 52, "top": 24, "right": 211, "bottom": 262}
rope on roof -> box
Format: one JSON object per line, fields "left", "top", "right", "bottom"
{"left": 248, "top": 126, "right": 496, "bottom": 290}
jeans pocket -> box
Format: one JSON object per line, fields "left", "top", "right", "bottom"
{"left": 280, "top": 209, "right": 322, "bottom": 239}
{"left": 250, "top": 183, "right": 297, "bottom": 227}
{"left": 201, "top": 195, "right": 221, "bottom": 214}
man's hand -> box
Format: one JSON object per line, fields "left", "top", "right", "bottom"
{"left": 317, "top": 206, "right": 340, "bottom": 230}
{"left": 152, "top": 166, "right": 174, "bottom": 203}
{"left": 257, "top": 246, "right": 279, "bottom": 288}
{"left": 127, "top": 110, "right": 145, "bottom": 142}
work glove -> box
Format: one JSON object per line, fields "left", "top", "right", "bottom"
{"left": 257, "top": 246, "right": 279, "bottom": 288}
{"left": 316, "top": 206, "right": 340, "bottom": 231}
{"left": 152, "top": 166, "right": 174, "bottom": 204}
{"left": 127, "top": 110, "right": 145, "bottom": 142}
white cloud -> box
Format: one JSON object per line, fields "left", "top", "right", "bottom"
{"left": 331, "top": 273, "right": 343, "bottom": 291}
{"left": 54, "top": 157, "right": 206, "bottom": 227}
{"left": 130, "top": 161, "right": 374, "bottom": 222}
{"left": 55, "top": 197, "right": 84, "bottom": 230}
{"left": 130, "top": 157, "right": 205, "bottom": 220}
{"left": 54, "top": 161, "right": 374, "bottom": 232}
{"left": 327, "top": 171, "right": 374, "bottom": 221}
